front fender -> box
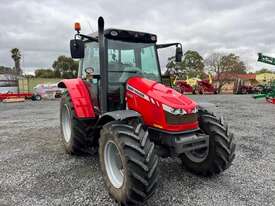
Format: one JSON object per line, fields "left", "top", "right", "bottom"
{"left": 97, "top": 110, "right": 141, "bottom": 126}
{"left": 197, "top": 102, "right": 216, "bottom": 111}
{"left": 58, "top": 78, "right": 95, "bottom": 118}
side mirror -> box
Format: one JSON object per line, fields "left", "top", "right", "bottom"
{"left": 70, "top": 39, "right": 84, "bottom": 58}
{"left": 175, "top": 47, "right": 183, "bottom": 62}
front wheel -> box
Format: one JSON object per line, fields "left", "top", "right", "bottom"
{"left": 99, "top": 121, "right": 159, "bottom": 205}
{"left": 180, "top": 109, "right": 236, "bottom": 176}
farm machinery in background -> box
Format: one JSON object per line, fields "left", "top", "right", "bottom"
{"left": 32, "top": 83, "right": 64, "bottom": 100}
{"left": 174, "top": 77, "right": 194, "bottom": 94}
{"left": 174, "top": 75, "right": 217, "bottom": 94}
{"left": 195, "top": 78, "right": 218, "bottom": 94}
{"left": 252, "top": 53, "right": 275, "bottom": 104}
{"left": 0, "top": 75, "right": 63, "bottom": 102}
{"left": 253, "top": 80, "right": 275, "bottom": 104}
{"left": 0, "top": 76, "right": 33, "bottom": 102}
{"left": 234, "top": 78, "right": 259, "bottom": 94}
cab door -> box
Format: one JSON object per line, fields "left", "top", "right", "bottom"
{"left": 80, "top": 41, "right": 100, "bottom": 112}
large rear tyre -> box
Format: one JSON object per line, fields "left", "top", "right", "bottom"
{"left": 99, "top": 121, "right": 159, "bottom": 205}
{"left": 180, "top": 109, "right": 236, "bottom": 176}
{"left": 60, "top": 92, "right": 96, "bottom": 155}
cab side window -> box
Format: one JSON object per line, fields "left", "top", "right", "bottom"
{"left": 82, "top": 42, "right": 100, "bottom": 78}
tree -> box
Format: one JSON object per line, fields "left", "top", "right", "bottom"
{"left": 0, "top": 66, "right": 13, "bottom": 74}
{"left": 52, "top": 56, "right": 79, "bottom": 78}
{"left": 221, "top": 53, "right": 246, "bottom": 74}
{"left": 181, "top": 50, "right": 204, "bottom": 78}
{"left": 205, "top": 53, "right": 247, "bottom": 93}
{"left": 23, "top": 74, "right": 35, "bottom": 78}
{"left": 255, "top": 68, "right": 274, "bottom": 74}
{"left": 166, "top": 50, "right": 205, "bottom": 79}
{"left": 165, "top": 56, "right": 177, "bottom": 76}
{"left": 35, "top": 69, "right": 55, "bottom": 78}
{"left": 10, "top": 48, "right": 22, "bottom": 75}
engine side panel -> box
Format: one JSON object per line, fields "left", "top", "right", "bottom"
{"left": 58, "top": 78, "right": 95, "bottom": 118}
{"left": 126, "top": 77, "right": 198, "bottom": 132}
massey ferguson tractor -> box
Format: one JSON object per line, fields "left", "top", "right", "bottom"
{"left": 58, "top": 17, "right": 236, "bottom": 205}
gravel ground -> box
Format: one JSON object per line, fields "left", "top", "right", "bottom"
{"left": 0, "top": 95, "right": 274, "bottom": 206}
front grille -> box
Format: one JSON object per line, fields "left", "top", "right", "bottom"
{"left": 165, "top": 112, "right": 198, "bottom": 125}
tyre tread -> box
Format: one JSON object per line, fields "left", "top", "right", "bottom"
{"left": 99, "top": 121, "right": 159, "bottom": 205}
{"left": 182, "top": 108, "right": 236, "bottom": 176}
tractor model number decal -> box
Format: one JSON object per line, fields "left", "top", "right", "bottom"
{"left": 126, "top": 84, "right": 150, "bottom": 101}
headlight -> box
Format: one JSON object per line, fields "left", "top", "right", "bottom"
{"left": 191, "top": 106, "right": 198, "bottom": 114}
{"left": 162, "top": 104, "right": 187, "bottom": 115}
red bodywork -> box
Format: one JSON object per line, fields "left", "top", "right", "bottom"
{"left": 61, "top": 77, "right": 198, "bottom": 132}
{"left": 196, "top": 80, "right": 217, "bottom": 94}
{"left": 0, "top": 93, "right": 33, "bottom": 101}
{"left": 58, "top": 78, "right": 95, "bottom": 118}
{"left": 176, "top": 80, "right": 193, "bottom": 94}
{"left": 126, "top": 77, "right": 198, "bottom": 132}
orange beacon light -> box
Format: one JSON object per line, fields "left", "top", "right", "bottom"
{"left": 74, "top": 22, "right": 81, "bottom": 33}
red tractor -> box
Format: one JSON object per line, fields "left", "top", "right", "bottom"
{"left": 58, "top": 17, "right": 235, "bottom": 205}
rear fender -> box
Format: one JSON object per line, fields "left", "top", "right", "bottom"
{"left": 58, "top": 78, "right": 95, "bottom": 118}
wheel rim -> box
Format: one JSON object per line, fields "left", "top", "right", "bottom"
{"left": 61, "top": 104, "right": 71, "bottom": 143}
{"left": 104, "top": 140, "right": 124, "bottom": 188}
{"left": 185, "top": 142, "right": 209, "bottom": 163}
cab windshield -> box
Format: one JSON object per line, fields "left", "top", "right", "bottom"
{"left": 81, "top": 39, "right": 161, "bottom": 111}
{"left": 107, "top": 39, "right": 161, "bottom": 82}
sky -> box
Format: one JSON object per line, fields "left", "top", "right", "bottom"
{"left": 0, "top": 0, "right": 275, "bottom": 74}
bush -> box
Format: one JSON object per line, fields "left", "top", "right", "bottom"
{"left": 35, "top": 69, "right": 55, "bottom": 78}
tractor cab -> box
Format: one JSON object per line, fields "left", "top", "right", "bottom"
{"left": 70, "top": 18, "right": 183, "bottom": 114}
{"left": 78, "top": 29, "right": 162, "bottom": 111}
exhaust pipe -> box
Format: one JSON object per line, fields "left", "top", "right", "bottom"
{"left": 98, "top": 16, "right": 108, "bottom": 113}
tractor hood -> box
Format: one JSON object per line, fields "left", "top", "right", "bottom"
{"left": 127, "top": 76, "right": 197, "bottom": 111}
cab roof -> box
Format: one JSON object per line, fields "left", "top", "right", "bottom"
{"left": 87, "top": 28, "right": 157, "bottom": 43}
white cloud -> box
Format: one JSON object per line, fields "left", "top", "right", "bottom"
{"left": 0, "top": 0, "right": 275, "bottom": 72}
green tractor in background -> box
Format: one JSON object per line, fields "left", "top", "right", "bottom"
{"left": 254, "top": 53, "right": 275, "bottom": 103}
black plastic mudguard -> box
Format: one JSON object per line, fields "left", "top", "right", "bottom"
{"left": 96, "top": 110, "right": 141, "bottom": 127}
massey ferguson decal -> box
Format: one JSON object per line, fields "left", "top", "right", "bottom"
{"left": 126, "top": 84, "right": 150, "bottom": 101}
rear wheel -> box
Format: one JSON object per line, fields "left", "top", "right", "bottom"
{"left": 180, "top": 109, "right": 236, "bottom": 176}
{"left": 99, "top": 121, "right": 159, "bottom": 205}
{"left": 60, "top": 92, "right": 96, "bottom": 155}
